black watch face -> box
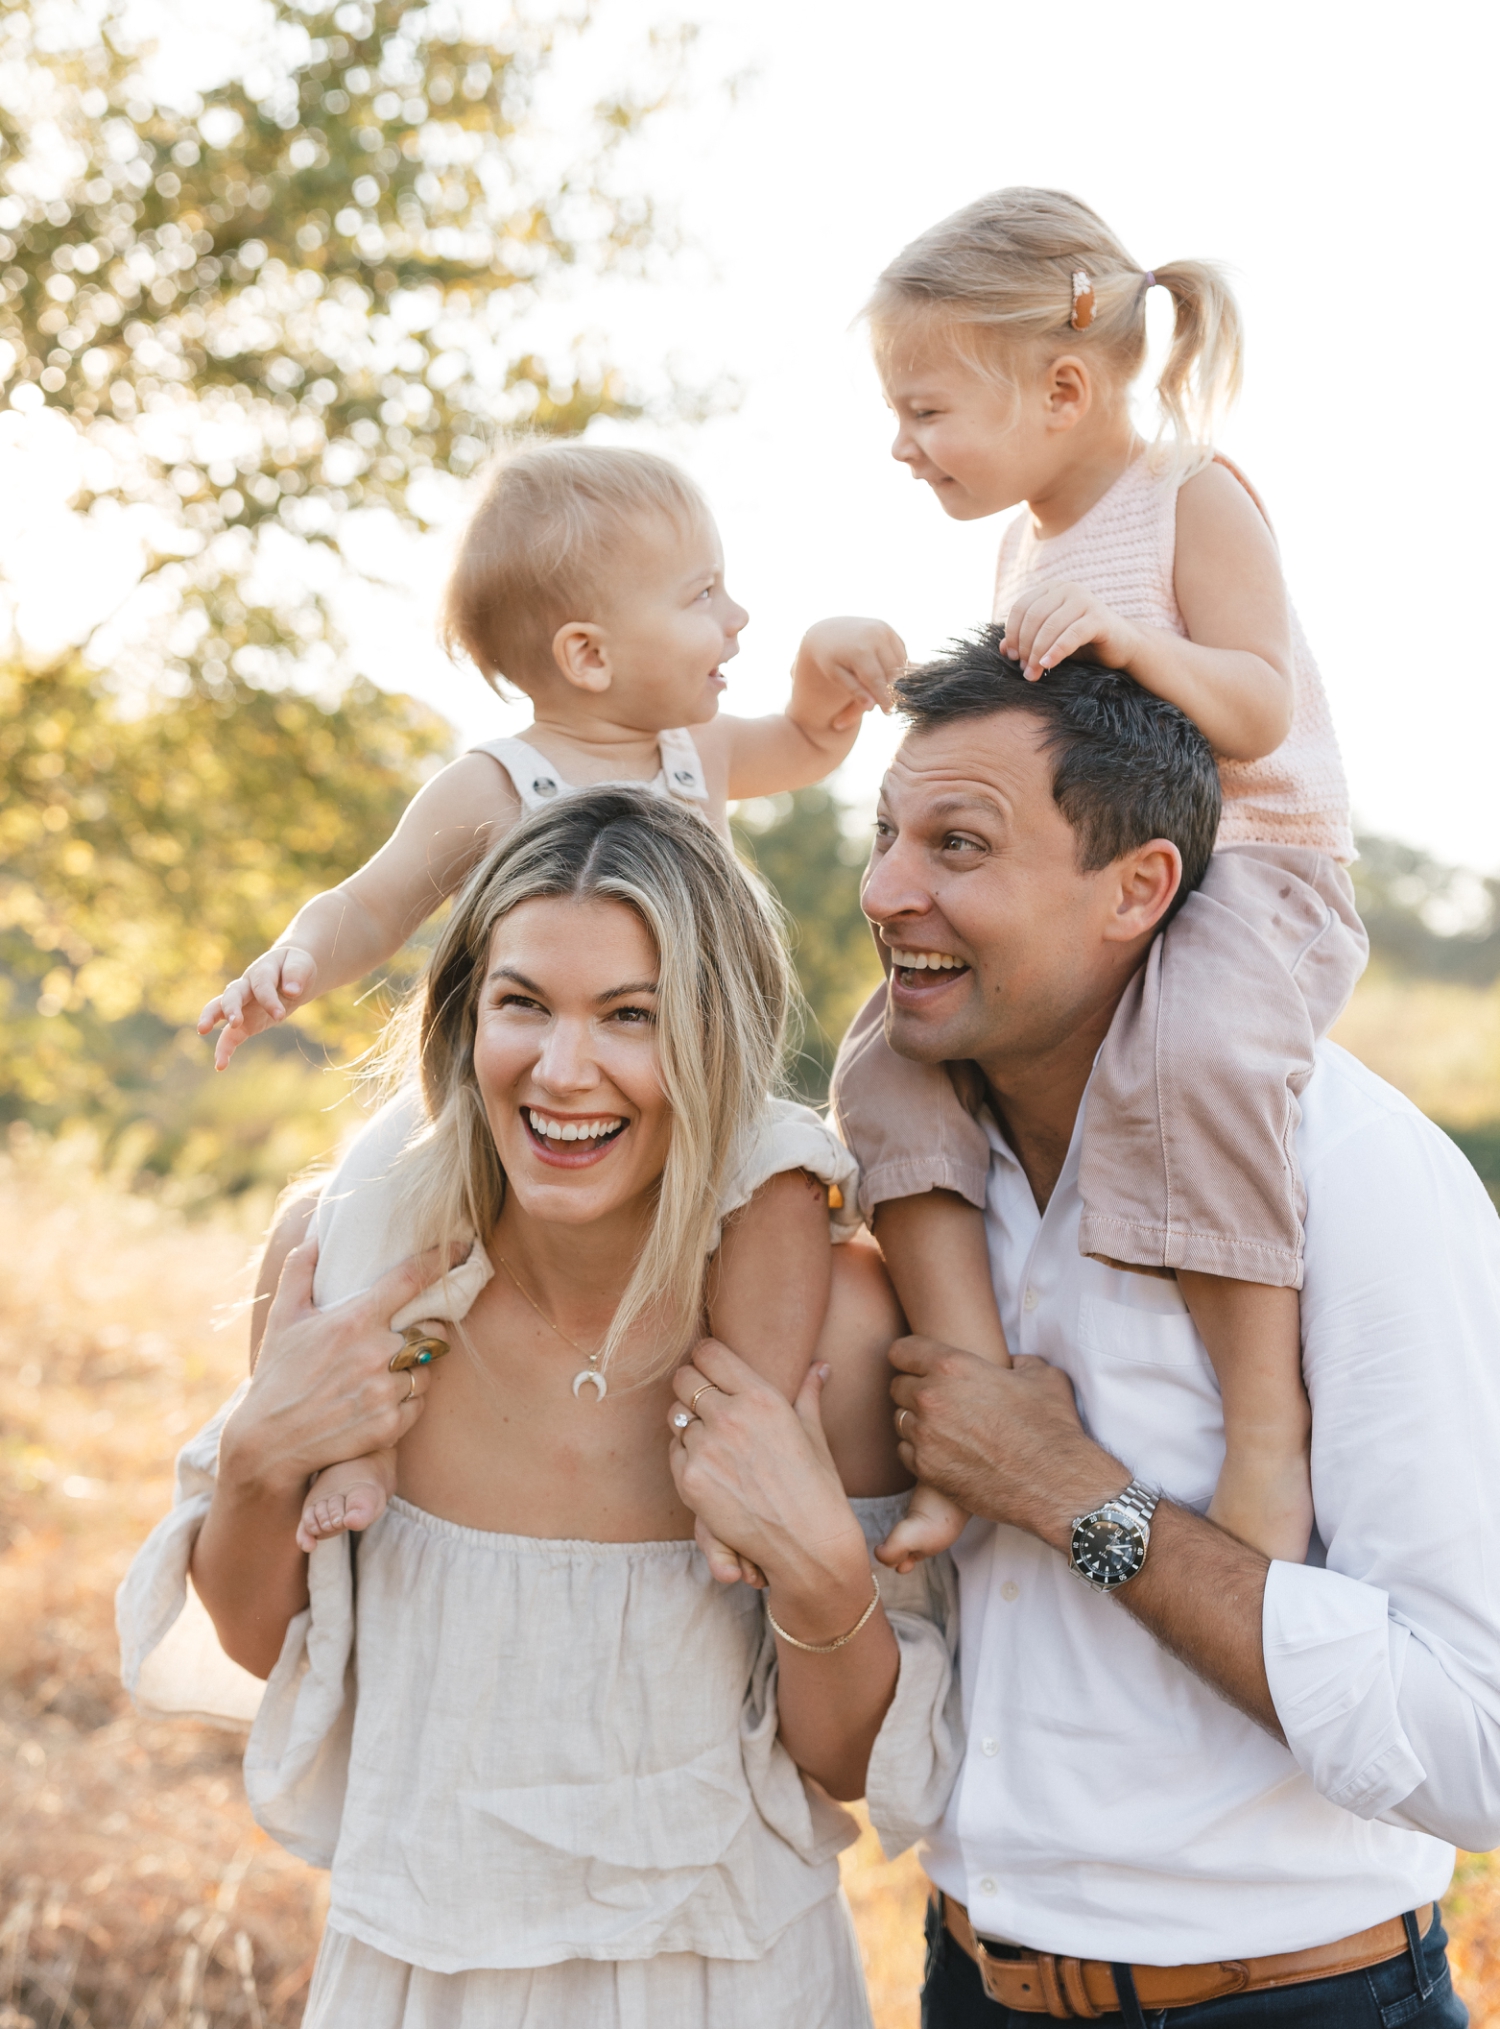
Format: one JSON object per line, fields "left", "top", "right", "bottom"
{"left": 1071, "top": 1511, "right": 1145, "bottom": 1589}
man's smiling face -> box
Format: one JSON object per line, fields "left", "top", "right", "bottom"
{"left": 861, "top": 713, "right": 1164, "bottom": 1077}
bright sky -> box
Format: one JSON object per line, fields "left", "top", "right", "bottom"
{"left": 7, "top": 0, "right": 1498, "bottom": 873}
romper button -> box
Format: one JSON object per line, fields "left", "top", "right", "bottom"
{"left": 982, "top": 1737, "right": 998, "bottom": 1756}
{"left": 673, "top": 769, "right": 694, "bottom": 785}
{"left": 533, "top": 778, "right": 557, "bottom": 797}
{"left": 1023, "top": 1287, "right": 1039, "bottom": 1312}
{"left": 1000, "top": 1581, "right": 1020, "bottom": 1602}
{"left": 979, "top": 1877, "right": 997, "bottom": 1897}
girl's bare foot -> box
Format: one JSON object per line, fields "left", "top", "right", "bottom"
{"left": 877, "top": 1481, "right": 969, "bottom": 1574}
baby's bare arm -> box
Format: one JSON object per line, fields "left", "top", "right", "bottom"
{"left": 280, "top": 752, "right": 521, "bottom": 992}
{"left": 703, "top": 617, "right": 905, "bottom": 801}
{"left": 873, "top": 1191, "right": 1010, "bottom": 1364}
{"left": 201, "top": 754, "right": 520, "bottom": 1065}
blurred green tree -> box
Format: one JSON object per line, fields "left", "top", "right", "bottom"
{"left": 0, "top": 0, "right": 701, "bottom": 1195}
{"left": 733, "top": 787, "right": 882, "bottom": 1104}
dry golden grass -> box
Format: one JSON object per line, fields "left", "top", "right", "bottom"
{"left": 2, "top": 1130, "right": 1498, "bottom": 2027}
{"left": 1332, "top": 973, "right": 1500, "bottom": 1130}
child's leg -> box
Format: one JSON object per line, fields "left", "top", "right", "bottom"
{"left": 829, "top": 990, "right": 1009, "bottom": 1571}
{"left": 1083, "top": 846, "right": 1365, "bottom": 1565}
{"left": 701, "top": 1167, "right": 834, "bottom": 1584}
{"left": 297, "top": 1446, "right": 398, "bottom": 1552}
{"left": 872, "top": 1192, "right": 1010, "bottom": 1572}
{"left": 1177, "top": 1275, "right": 1311, "bottom": 1562}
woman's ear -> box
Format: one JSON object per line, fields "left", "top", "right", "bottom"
{"left": 1102, "top": 839, "right": 1182, "bottom": 944}
{"left": 1042, "top": 353, "right": 1092, "bottom": 435}
{"left": 552, "top": 620, "right": 613, "bottom": 695}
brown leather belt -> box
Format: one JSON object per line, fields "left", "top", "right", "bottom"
{"left": 942, "top": 1894, "right": 1434, "bottom": 2017}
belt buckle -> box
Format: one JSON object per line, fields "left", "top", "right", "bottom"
{"left": 976, "top": 1943, "right": 1105, "bottom": 2019}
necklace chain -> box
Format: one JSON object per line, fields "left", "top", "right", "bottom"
{"left": 496, "top": 1254, "right": 604, "bottom": 1367}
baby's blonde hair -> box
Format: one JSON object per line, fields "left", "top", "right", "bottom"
{"left": 869, "top": 187, "right": 1244, "bottom": 460}
{"left": 440, "top": 442, "right": 711, "bottom": 693}
{"left": 385, "top": 786, "right": 794, "bottom": 1383}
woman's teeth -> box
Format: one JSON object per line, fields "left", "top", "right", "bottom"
{"left": 891, "top": 950, "right": 965, "bottom": 971}
{"left": 528, "top": 1111, "right": 624, "bottom": 1142}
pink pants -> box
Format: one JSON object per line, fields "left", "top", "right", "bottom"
{"left": 829, "top": 845, "right": 1368, "bottom": 1289}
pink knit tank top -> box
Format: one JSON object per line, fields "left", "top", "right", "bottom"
{"left": 991, "top": 453, "right": 1353, "bottom": 861}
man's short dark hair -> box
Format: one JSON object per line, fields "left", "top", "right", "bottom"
{"left": 895, "top": 625, "right": 1221, "bottom": 908}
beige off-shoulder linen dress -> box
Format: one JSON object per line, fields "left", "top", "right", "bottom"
{"left": 117, "top": 1094, "right": 963, "bottom": 2029}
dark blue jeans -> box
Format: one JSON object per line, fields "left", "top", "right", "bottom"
{"left": 920, "top": 1898, "right": 1468, "bottom": 2029}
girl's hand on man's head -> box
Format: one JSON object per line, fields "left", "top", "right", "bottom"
{"left": 197, "top": 944, "right": 320, "bottom": 1070}
{"left": 1001, "top": 580, "right": 1142, "bottom": 683}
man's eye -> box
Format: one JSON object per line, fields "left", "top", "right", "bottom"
{"left": 941, "top": 833, "right": 983, "bottom": 854}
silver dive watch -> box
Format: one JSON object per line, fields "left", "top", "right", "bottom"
{"left": 1068, "top": 1479, "right": 1160, "bottom": 1593}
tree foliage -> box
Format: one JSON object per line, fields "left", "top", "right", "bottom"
{"left": 0, "top": 0, "right": 696, "bottom": 1194}
{"left": 733, "top": 788, "right": 882, "bottom": 1104}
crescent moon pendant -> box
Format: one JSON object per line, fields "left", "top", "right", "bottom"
{"left": 572, "top": 1367, "right": 608, "bottom": 1402}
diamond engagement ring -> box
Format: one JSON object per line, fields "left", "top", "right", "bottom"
{"left": 671, "top": 1407, "right": 694, "bottom": 1431}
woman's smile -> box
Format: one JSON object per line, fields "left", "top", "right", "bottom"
{"left": 523, "top": 1105, "right": 631, "bottom": 1167}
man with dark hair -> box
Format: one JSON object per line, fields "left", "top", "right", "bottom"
{"left": 841, "top": 632, "right": 1498, "bottom": 2025}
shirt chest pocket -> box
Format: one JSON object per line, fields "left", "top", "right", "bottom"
{"left": 1078, "top": 1292, "right": 1205, "bottom": 1367}
{"left": 1075, "top": 1293, "right": 1223, "bottom": 1504}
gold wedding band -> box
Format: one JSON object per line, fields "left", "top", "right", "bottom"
{"left": 689, "top": 1384, "right": 718, "bottom": 1414}
{"left": 896, "top": 1408, "right": 911, "bottom": 1438}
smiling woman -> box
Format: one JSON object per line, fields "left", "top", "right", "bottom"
{"left": 118, "top": 788, "right": 960, "bottom": 2029}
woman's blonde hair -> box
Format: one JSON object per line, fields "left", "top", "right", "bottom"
{"left": 439, "top": 441, "right": 710, "bottom": 695}
{"left": 386, "top": 787, "right": 793, "bottom": 1381}
{"left": 868, "top": 187, "right": 1243, "bottom": 460}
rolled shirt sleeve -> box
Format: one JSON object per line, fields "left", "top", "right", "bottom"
{"left": 1262, "top": 1052, "right": 1500, "bottom": 1851}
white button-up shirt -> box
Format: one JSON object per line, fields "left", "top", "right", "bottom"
{"left": 924, "top": 1041, "right": 1500, "bottom": 1963}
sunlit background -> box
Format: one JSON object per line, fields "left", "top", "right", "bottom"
{"left": 2, "top": 2, "right": 1498, "bottom": 2023}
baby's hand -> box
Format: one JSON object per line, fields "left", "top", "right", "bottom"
{"left": 1001, "top": 581, "right": 1141, "bottom": 683}
{"left": 198, "top": 944, "right": 319, "bottom": 1071}
{"left": 794, "top": 616, "right": 906, "bottom": 732}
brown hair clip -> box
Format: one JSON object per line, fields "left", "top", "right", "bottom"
{"left": 1070, "top": 269, "right": 1095, "bottom": 331}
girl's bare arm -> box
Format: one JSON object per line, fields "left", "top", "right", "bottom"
{"left": 1003, "top": 462, "right": 1295, "bottom": 762}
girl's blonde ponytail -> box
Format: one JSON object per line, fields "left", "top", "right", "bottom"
{"left": 1150, "top": 259, "right": 1244, "bottom": 453}
{"left": 867, "top": 188, "right": 1246, "bottom": 462}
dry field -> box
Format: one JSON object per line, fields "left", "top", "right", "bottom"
{"left": 1, "top": 1125, "right": 1497, "bottom": 2028}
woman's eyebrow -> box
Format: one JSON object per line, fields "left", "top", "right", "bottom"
{"left": 488, "top": 965, "right": 542, "bottom": 991}
{"left": 596, "top": 980, "right": 659, "bottom": 1002}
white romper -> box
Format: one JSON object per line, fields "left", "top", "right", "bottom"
{"left": 116, "top": 1099, "right": 961, "bottom": 2029}
{"left": 472, "top": 727, "right": 725, "bottom": 836}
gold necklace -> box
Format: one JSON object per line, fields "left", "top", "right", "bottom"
{"left": 496, "top": 1253, "right": 609, "bottom": 1402}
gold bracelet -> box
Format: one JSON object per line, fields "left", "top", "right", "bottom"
{"left": 766, "top": 1571, "right": 881, "bottom": 1654}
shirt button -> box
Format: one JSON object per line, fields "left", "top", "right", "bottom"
{"left": 673, "top": 769, "right": 695, "bottom": 785}
{"left": 1023, "top": 1286, "right": 1040, "bottom": 1312}
{"left": 532, "top": 777, "right": 558, "bottom": 797}
{"left": 981, "top": 1737, "right": 999, "bottom": 1757}
{"left": 1000, "top": 1580, "right": 1020, "bottom": 1602}
{"left": 979, "top": 1876, "right": 998, "bottom": 1897}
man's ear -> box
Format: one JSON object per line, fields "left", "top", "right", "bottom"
{"left": 552, "top": 620, "right": 612, "bottom": 695}
{"left": 1101, "top": 840, "right": 1182, "bottom": 944}
{"left": 1042, "top": 354, "right": 1093, "bottom": 435}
